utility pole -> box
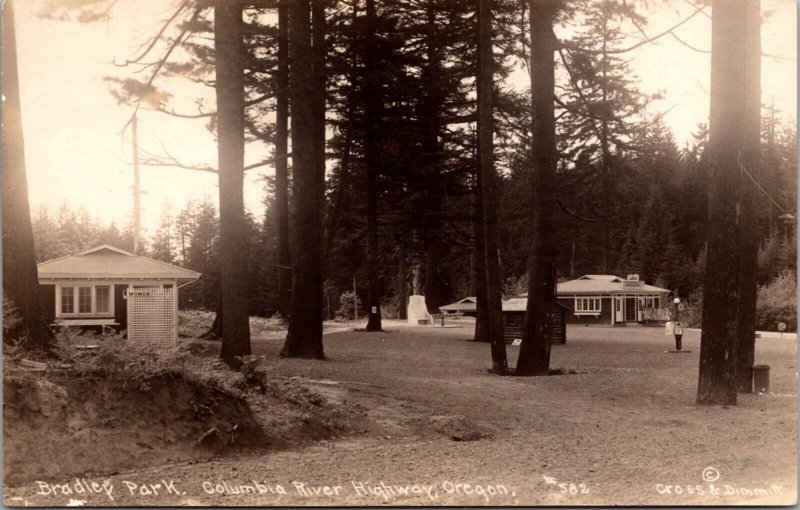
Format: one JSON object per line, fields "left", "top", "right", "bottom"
{"left": 768, "top": 95, "right": 775, "bottom": 233}
{"left": 132, "top": 113, "right": 142, "bottom": 254}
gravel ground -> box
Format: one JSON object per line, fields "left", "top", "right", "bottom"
{"left": 5, "top": 321, "right": 797, "bottom": 506}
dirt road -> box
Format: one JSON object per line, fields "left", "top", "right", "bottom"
{"left": 5, "top": 322, "right": 797, "bottom": 506}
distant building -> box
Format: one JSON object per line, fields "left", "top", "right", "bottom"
{"left": 37, "top": 245, "right": 200, "bottom": 345}
{"left": 501, "top": 297, "right": 568, "bottom": 344}
{"left": 439, "top": 297, "right": 477, "bottom": 316}
{"left": 555, "top": 274, "right": 669, "bottom": 326}
{"left": 438, "top": 296, "right": 567, "bottom": 344}
{"left": 439, "top": 274, "right": 669, "bottom": 330}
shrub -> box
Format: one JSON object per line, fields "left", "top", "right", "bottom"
{"left": 3, "top": 298, "right": 23, "bottom": 340}
{"left": 335, "top": 291, "right": 362, "bottom": 321}
{"left": 676, "top": 271, "right": 798, "bottom": 332}
{"left": 381, "top": 300, "right": 399, "bottom": 320}
{"left": 679, "top": 289, "right": 703, "bottom": 328}
{"left": 57, "top": 328, "right": 188, "bottom": 380}
{"left": 756, "top": 270, "right": 797, "bottom": 332}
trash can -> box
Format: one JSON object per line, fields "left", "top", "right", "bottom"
{"left": 752, "top": 365, "right": 770, "bottom": 393}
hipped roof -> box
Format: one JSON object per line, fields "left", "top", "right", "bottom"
{"left": 557, "top": 275, "right": 669, "bottom": 295}
{"left": 37, "top": 245, "right": 200, "bottom": 285}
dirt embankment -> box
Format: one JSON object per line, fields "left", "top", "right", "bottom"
{"left": 3, "top": 356, "right": 359, "bottom": 487}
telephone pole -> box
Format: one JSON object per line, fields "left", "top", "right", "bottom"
{"left": 132, "top": 113, "right": 142, "bottom": 254}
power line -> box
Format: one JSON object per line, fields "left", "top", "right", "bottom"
{"left": 737, "top": 152, "right": 790, "bottom": 214}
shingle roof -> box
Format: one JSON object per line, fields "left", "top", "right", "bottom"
{"left": 440, "top": 297, "right": 477, "bottom": 312}
{"left": 37, "top": 245, "right": 200, "bottom": 284}
{"left": 557, "top": 274, "right": 668, "bottom": 295}
{"left": 502, "top": 297, "right": 570, "bottom": 312}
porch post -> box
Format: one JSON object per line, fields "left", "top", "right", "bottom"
{"left": 611, "top": 295, "right": 615, "bottom": 326}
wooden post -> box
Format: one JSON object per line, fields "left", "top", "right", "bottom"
{"left": 353, "top": 277, "right": 358, "bottom": 321}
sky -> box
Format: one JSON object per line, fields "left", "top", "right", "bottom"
{"left": 12, "top": 0, "right": 798, "bottom": 237}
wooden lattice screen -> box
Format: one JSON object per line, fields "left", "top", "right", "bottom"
{"left": 125, "top": 286, "right": 176, "bottom": 347}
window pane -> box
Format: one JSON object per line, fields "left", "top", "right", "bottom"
{"left": 61, "top": 287, "right": 74, "bottom": 314}
{"left": 96, "top": 286, "right": 110, "bottom": 313}
{"left": 79, "top": 287, "right": 92, "bottom": 313}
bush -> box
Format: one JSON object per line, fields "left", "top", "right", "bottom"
{"left": 679, "top": 289, "right": 703, "bottom": 328}
{"left": 56, "top": 328, "right": 188, "bottom": 380}
{"left": 756, "top": 270, "right": 797, "bottom": 332}
{"left": 335, "top": 291, "right": 362, "bottom": 320}
{"left": 3, "top": 298, "right": 22, "bottom": 340}
{"left": 676, "top": 271, "right": 797, "bottom": 332}
{"left": 381, "top": 300, "right": 399, "bottom": 320}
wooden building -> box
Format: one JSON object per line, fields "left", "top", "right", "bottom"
{"left": 555, "top": 274, "right": 669, "bottom": 326}
{"left": 501, "top": 297, "right": 568, "bottom": 344}
{"left": 439, "top": 296, "right": 477, "bottom": 317}
{"left": 37, "top": 245, "right": 200, "bottom": 345}
{"left": 438, "top": 296, "right": 567, "bottom": 344}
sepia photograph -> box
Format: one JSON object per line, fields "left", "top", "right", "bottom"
{"left": 1, "top": 0, "right": 797, "bottom": 506}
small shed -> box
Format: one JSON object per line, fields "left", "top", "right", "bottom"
{"left": 501, "top": 297, "right": 568, "bottom": 345}
{"left": 37, "top": 245, "right": 200, "bottom": 345}
{"left": 439, "top": 296, "right": 477, "bottom": 317}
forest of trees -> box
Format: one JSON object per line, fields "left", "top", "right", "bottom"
{"left": 4, "top": 0, "right": 797, "bottom": 399}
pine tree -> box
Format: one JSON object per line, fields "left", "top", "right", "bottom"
{"left": 697, "top": 0, "right": 751, "bottom": 406}
{"left": 2, "top": 0, "right": 55, "bottom": 350}
{"left": 215, "top": 0, "right": 252, "bottom": 367}
{"left": 477, "top": 0, "right": 508, "bottom": 374}
{"left": 274, "top": 0, "right": 292, "bottom": 319}
{"left": 516, "top": 0, "right": 561, "bottom": 376}
{"left": 282, "top": 0, "right": 326, "bottom": 359}
{"left": 734, "top": 0, "right": 762, "bottom": 394}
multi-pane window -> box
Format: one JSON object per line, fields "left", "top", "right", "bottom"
{"left": 78, "top": 287, "right": 92, "bottom": 313}
{"left": 642, "top": 296, "right": 661, "bottom": 309}
{"left": 95, "top": 286, "right": 110, "bottom": 313}
{"left": 61, "top": 287, "right": 74, "bottom": 314}
{"left": 59, "top": 285, "right": 114, "bottom": 316}
{"left": 575, "top": 297, "right": 601, "bottom": 313}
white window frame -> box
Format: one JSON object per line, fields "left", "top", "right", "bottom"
{"left": 56, "top": 283, "right": 115, "bottom": 318}
{"left": 574, "top": 296, "right": 601, "bottom": 315}
{"left": 60, "top": 286, "right": 75, "bottom": 316}
{"left": 77, "top": 286, "right": 93, "bottom": 315}
{"left": 95, "top": 285, "right": 112, "bottom": 314}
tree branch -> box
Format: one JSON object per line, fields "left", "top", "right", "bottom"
{"left": 112, "top": 0, "right": 191, "bottom": 68}
{"left": 563, "top": 4, "right": 706, "bottom": 55}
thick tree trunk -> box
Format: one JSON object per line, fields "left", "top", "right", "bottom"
{"left": 2, "top": 0, "right": 55, "bottom": 352}
{"left": 312, "top": 0, "right": 327, "bottom": 219}
{"left": 324, "top": 1, "right": 358, "bottom": 260}
{"left": 697, "top": 0, "right": 749, "bottom": 405}
{"left": 516, "top": 0, "right": 559, "bottom": 376}
{"left": 423, "top": 236, "right": 451, "bottom": 311}
{"left": 202, "top": 298, "right": 223, "bottom": 339}
{"left": 282, "top": 0, "right": 325, "bottom": 359}
{"left": 215, "top": 0, "right": 252, "bottom": 367}
{"left": 417, "top": 4, "right": 450, "bottom": 313}
{"left": 477, "top": 0, "right": 507, "bottom": 373}
{"left": 735, "top": 0, "right": 762, "bottom": 393}
{"left": 364, "top": 0, "right": 383, "bottom": 332}
{"left": 473, "top": 169, "right": 488, "bottom": 343}
{"left": 275, "top": 0, "right": 292, "bottom": 319}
